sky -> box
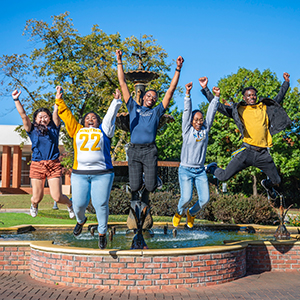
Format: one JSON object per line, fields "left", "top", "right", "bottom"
{"left": 1, "top": 0, "right": 300, "bottom": 125}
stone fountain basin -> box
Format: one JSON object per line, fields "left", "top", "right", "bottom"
{"left": 0, "top": 223, "right": 300, "bottom": 290}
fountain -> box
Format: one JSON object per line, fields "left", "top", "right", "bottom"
{"left": 115, "top": 40, "right": 174, "bottom": 131}
{"left": 273, "top": 195, "right": 292, "bottom": 240}
{"left": 1, "top": 45, "right": 299, "bottom": 290}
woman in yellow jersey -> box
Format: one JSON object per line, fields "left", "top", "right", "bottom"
{"left": 55, "top": 86, "right": 122, "bottom": 249}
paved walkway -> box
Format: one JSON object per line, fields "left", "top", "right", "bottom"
{"left": 0, "top": 271, "right": 300, "bottom": 299}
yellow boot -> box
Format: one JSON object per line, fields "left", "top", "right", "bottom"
{"left": 172, "top": 212, "right": 182, "bottom": 227}
{"left": 186, "top": 210, "right": 196, "bottom": 228}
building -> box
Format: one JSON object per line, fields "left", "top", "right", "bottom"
{"left": 0, "top": 125, "right": 70, "bottom": 194}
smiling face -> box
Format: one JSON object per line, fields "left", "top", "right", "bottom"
{"left": 243, "top": 89, "right": 257, "bottom": 105}
{"left": 191, "top": 112, "right": 204, "bottom": 131}
{"left": 84, "top": 113, "right": 99, "bottom": 128}
{"left": 35, "top": 111, "right": 51, "bottom": 126}
{"left": 143, "top": 91, "right": 158, "bottom": 108}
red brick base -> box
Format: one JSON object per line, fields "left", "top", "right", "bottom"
{"left": 1, "top": 240, "right": 300, "bottom": 289}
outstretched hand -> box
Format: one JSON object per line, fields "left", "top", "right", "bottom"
{"left": 185, "top": 82, "right": 193, "bottom": 95}
{"left": 113, "top": 88, "right": 121, "bottom": 99}
{"left": 198, "top": 77, "right": 208, "bottom": 89}
{"left": 56, "top": 86, "right": 63, "bottom": 99}
{"left": 12, "top": 90, "right": 21, "bottom": 100}
{"left": 283, "top": 72, "right": 290, "bottom": 82}
{"left": 116, "top": 50, "right": 123, "bottom": 62}
{"left": 212, "top": 87, "right": 220, "bottom": 97}
{"left": 176, "top": 56, "right": 184, "bottom": 69}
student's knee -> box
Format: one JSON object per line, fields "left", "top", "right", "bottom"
{"left": 272, "top": 176, "right": 281, "bottom": 186}
{"left": 214, "top": 168, "right": 230, "bottom": 181}
{"left": 145, "top": 183, "right": 156, "bottom": 193}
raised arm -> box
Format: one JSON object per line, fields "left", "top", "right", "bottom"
{"left": 102, "top": 89, "right": 123, "bottom": 138}
{"left": 199, "top": 77, "right": 233, "bottom": 119}
{"left": 162, "top": 56, "right": 184, "bottom": 109}
{"left": 205, "top": 87, "right": 220, "bottom": 132}
{"left": 116, "top": 50, "right": 130, "bottom": 103}
{"left": 52, "top": 104, "right": 61, "bottom": 127}
{"left": 182, "top": 82, "right": 193, "bottom": 134}
{"left": 55, "top": 86, "right": 82, "bottom": 138}
{"left": 12, "top": 90, "right": 31, "bottom": 132}
{"left": 273, "top": 72, "right": 290, "bottom": 104}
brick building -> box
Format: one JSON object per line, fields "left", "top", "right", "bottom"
{"left": 0, "top": 125, "right": 70, "bottom": 194}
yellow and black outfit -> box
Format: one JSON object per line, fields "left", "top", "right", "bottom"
{"left": 201, "top": 80, "right": 291, "bottom": 186}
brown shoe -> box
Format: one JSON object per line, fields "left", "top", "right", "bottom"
{"left": 142, "top": 206, "right": 153, "bottom": 230}
{"left": 127, "top": 207, "right": 138, "bottom": 230}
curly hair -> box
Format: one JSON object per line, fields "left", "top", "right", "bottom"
{"left": 81, "top": 111, "right": 102, "bottom": 127}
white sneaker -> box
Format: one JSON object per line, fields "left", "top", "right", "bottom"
{"left": 30, "top": 205, "right": 38, "bottom": 218}
{"left": 67, "top": 205, "right": 75, "bottom": 219}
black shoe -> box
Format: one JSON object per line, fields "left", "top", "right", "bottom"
{"left": 261, "top": 179, "right": 277, "bottom": 200}
{"left": 73, "top": 217, "right": 87, "bottom": 236}
{"left": 205, "top": 162, "right": 218, "bottom": 175}
{"left": 98, "top": 235, "right": 107, "bottom": 249}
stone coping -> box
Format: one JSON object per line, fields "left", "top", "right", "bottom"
{"left": 1, "top": 238, "right": 300, "bottom": 257}
{"left": 1, "top": 222, "right": 300, "bottom": 234}
{"left": 0, "top": 239, "right": 248, "bottom": 256}
{"left": 1, "top": 222, "right": 299, "bottom": 257}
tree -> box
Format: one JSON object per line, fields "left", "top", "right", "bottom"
{"left": 205, "top": 68, "right": 300, "bottom": 201}
{"left": 0, "top": 12, "right": 181, "bottom": 165}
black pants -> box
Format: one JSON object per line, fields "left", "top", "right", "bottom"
{"left": 127, "top": 143, "right": 158, "bottom": 193}
{"left": 215, "top": 145, "right": 281, "bottom": 186}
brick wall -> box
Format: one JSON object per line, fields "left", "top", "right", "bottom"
{"left": 1, "top": 240, "right": 300, "bottom": 289}
{"left": 0, "top": 244, "right": 30, "bottom": 272}
{"left": 246, "top": 242, "right": 300, "bottom": 273}
{"left": 30, "top": 248, "right": 246, "bottom": 289}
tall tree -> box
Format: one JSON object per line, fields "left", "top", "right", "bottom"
{"left": 0, "top": 12, "right": 180, "bottom": 164}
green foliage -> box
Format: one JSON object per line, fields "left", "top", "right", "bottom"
{"left": 156, "top": 107, "right": 182, "bottom": 161}
{"left": 0, "top": 12, "right": 180, "bottom": 166}
{"left": 202, "top": 191, "right": 278, "bottom": 225}
{"left": 287, "top": 214, "right": 300, "bottom": 227}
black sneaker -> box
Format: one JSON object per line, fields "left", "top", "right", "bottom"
{"left": 98, "top": 235, "right": 107, "bottom": 249}
{"left": 73, "top": 217, "right": 87, "bottom": 236}
{"left": 157, "top": 176, "right": 163, "bottom": 190}
{"left": 205, "top": 162, "right": 218, "bottom": 175}
{"left": 261, "top": 179, "right": 277, "bottom": 200}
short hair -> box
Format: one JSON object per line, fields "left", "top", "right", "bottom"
{"left": 145, "top": 89, "right": 158, "bottom": 98}
{"left": 81, "top": 111, "right": 102, "bottom": 127}
{"left": 242, "top": 86, "right": 258, "bottom": 95}
{"left": 191, "top": 109, "right": 204, "bottom": 121}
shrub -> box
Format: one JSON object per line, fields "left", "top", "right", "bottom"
{"left": 202, "top": 191, "right": 278, "bottom": 225}
{"left": 87, "top": 185, "right": 278, "bottom": 225}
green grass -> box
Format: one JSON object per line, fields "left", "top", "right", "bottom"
{"left": 0, "top": 210, "right": 210, "bottom": 228}
{"left": 0, "top": 194, "right": 61, "bottom": 210}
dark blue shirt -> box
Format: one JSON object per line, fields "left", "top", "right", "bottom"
{"left": 126, "top": 97, "right": 166, "bottom": 144}
{"left": 26, "top": 121, "right": 61, "bottom": 161}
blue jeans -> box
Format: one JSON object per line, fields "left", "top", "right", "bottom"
{"left": 177, "top": 166, "right": 209, "bottom": 216}
{"left": 71, "top": 172, "right": 114, "bottom": 234}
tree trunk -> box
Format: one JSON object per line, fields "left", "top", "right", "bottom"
{"left": 252, "top": 174, "right": 257, "bottom": 196}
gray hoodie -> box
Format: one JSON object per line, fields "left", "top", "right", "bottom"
{"left": 180, "top": 95, "right": 219, "bottom": 168}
